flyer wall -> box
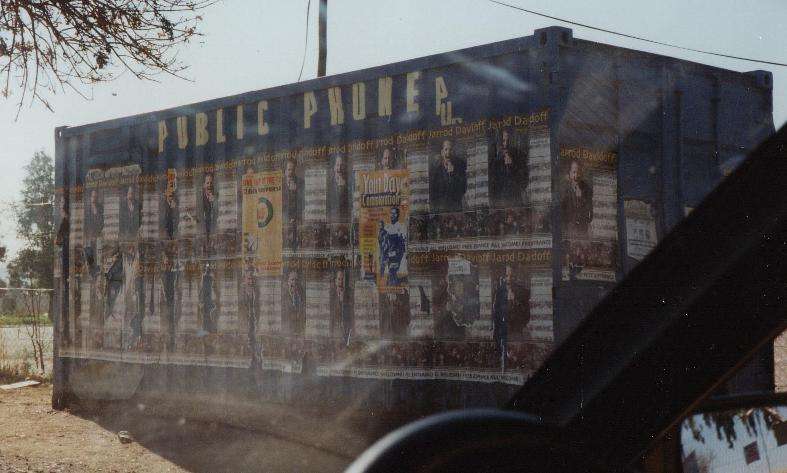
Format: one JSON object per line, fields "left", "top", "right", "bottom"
{"left": 58, "top": 106, "right": 555, "bottom": 384}
{"left": 56, "top": 37, "right": 562, "bottom": 386}
{"left": 54, "top": 26, "right": 776, "bottom": 411}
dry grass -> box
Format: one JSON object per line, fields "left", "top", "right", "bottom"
{"left": 0, "top": 313, "right": 51, "bottom": 327}
{"left": 0, "top": 329, "right": 51, "bottom": 384}
{"left": 0, "top": 360, "right": 36, "bottom": 384}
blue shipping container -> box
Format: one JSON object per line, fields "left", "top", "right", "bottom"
{"left": 52, "top": 26, "right": 775, "bottom": 444}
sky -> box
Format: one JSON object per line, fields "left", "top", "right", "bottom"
{"left": 0, "top": 0, "right": 784, "bottom": 279}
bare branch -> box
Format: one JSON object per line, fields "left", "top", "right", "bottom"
{"left": 0, "top": 0, "right": 214, "bottom": 111}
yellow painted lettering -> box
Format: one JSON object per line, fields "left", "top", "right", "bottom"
{"left": 236, "top": 105, "right": 245, "bottom": 140}
{"left": 352, "top": 82, "right": 366, "bottom": 120}
{"left": 328, "top": 87, "right": 345, "bottom": 125}
{"left": 217, "top": 109, "right": 227, "bottom": 143}
{"left": 176, "top": 116, "right": 188, "bottom": 149}
{"left": 378, "top": 76, "right": 392, "bottom": 117}
{"left": 304, "top": 91, "right": 318, "bottom": 129}
{"left": 195, "top": 112, "right": 209, "bottom": 146}
{"left": 406, "top": 71, "right": 421, "bottom": 113}
{"left": 158, "top": 120, "right": 168, "bottom": 154}
{"left": 258, "top": 101, "right": 270, "bottom": 135}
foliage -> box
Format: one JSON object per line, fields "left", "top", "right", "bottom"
{"left": 0, "top": 312, "right": 49, "bottom": 326}
{"left": 8, "top": 245, "right": 54, "bottom": 290}
{"left": 0, "top": 0, "right": 212, "bottom": 110}
{"left": 0, "top": 358, "right": 34, "bottom": 384}
{"left": 8, "top": 150, "right": 53, "bottom": 290}
{"left": 0, "top": 297, "right": 16, "bottom": 316}
{"left": 17, "top": 150, "right": 53, "bottom": 238}
{"left": 0, "top": 357, "right": 50, "bottom": 384}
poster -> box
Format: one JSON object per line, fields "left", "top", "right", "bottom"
{"left": 217, "top": 172, "right": 239, "bottom": 232}
{"left": 177, "top": 180, "right": 197, "bottom": 238}
{"left": 258, "top": 276, "right": 282, "bottom": 334}
{"left": 405, "top": 149, "right": 430, "bottom": 214}
{"left": 304, "top": 167, "right": 327, "bottom": 223}
{"left": 304, "top": 278, "right": 331, "bottom": 338}
{"left": 358, "top": 169, "right": 410, "bottom": 294}
{"left": 141, "top": 187, "right": 159, "bottom": 240}
{"left": 57, "top": 110, "right": 556, "bottom": 386}
{"left": 353, "top": 280, "right": 380, "bottom": 338}
{"left": 241, "top": 170, "right": 283, "bottom": 275}
{"left": 102, "top": 190, "right": 120, "bottom": 242}
{"left": 527, "top": 127, "right": 552, "bottom": 235}
{"left": 624, "top": 200, "right": 657, "bottom": 261}
{"left": 218, "top": 265, "right": 239, "bottom": 332}
{"left": 559, "top": 147, "right": 619, "bottom": 282}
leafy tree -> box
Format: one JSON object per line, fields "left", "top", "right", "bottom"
{"left": 0, "top": 278, "right": 10, "bottom": 314}
{"left": 8, "top": 150, "right": 54, "bottom": 289}
{"left": 0, "top": 1, "right": 212, "bottom": 109}
{"left": 0, "top": 279, "right": 16, "bottom": 314}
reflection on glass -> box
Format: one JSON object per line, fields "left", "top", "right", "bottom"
{"left": 682, "top": 405, "right": 787, "bottom": 472}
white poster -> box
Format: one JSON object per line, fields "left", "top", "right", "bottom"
{"left": 527, "top": 134, "right": 552, "bottom": 206}
{"left": 528, "top": 274, "right": 554, "bottom": 342}
{"left": 178, "top": 186, "right": 197, "bottom": 237}
{"left": 258, "top": 277, "right": 282, "bottom": 334}
{"left": 218, "top": 178, "right": 239, "bottom": 231}
{"left": 406, "top": 151, "right": 430, "bottom": 214}
{"left": 465, "top": 140, "right": 490, "bottom": 209}
{"left": 590, "top": 175, "right": 618, "bottom": 240}
{"left": 102, "top": 193, "right": 120, "bottom": 241}
{"left": 218, "top": 273, "right": 239, "bottom": 332}
{"left": 304, "top": 280, "right": 331, "bottom": 338}
{"left": 467, "top": 273, "right": 493, "bottom": 339}
{"left": 353, "top": 280, "right": 380, "bottom": 338}
{"left": 625, "top": 200, "right": 658, "bottom": 261}
{"left": 141, "top": 190, "right": 159, "bottom": 240}
{"left": 304, "top": 167, "right": 327, "bottom": 223}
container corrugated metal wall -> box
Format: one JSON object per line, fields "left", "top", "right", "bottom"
{"left": 52, "top": 27, "right": 775, "bottom": 431}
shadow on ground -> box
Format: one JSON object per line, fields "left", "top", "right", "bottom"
{"left": 71, "top": 401, "right": 353, "bottom": 473}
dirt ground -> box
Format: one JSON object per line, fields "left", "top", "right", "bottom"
{"left": 0, "top": 384, "right": 351, "bottom": 473}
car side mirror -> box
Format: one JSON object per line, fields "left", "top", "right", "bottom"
{"left": 680, "top": 393, "right": 787, "bottom": 473}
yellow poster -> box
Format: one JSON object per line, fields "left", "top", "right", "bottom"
{"left": 242, "top": 170, "right": 283, "bottom": 275}
{"left": 166, "top": 168, "right": 177, "bottom": 194}
{"left": 358, "top": 169, "right": 409, "bottom": 293}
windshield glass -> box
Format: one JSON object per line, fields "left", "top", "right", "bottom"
{"left": 0, "top": 1, "right": 784, "bottom": 472}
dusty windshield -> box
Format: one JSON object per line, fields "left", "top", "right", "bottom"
{"left": 0, "top": 1, "right": 784, "bottom": 472}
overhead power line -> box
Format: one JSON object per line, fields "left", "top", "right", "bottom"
{"left": 488, "top": 0, "right": 787, "bottom": 68}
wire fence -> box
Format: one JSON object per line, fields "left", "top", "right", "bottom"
{"left": 0, "top": 287, "right": 53, "bottom": 381}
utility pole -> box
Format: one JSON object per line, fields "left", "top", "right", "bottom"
{"left": 317, "top": 0, "right": 327, "bottom": 77}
